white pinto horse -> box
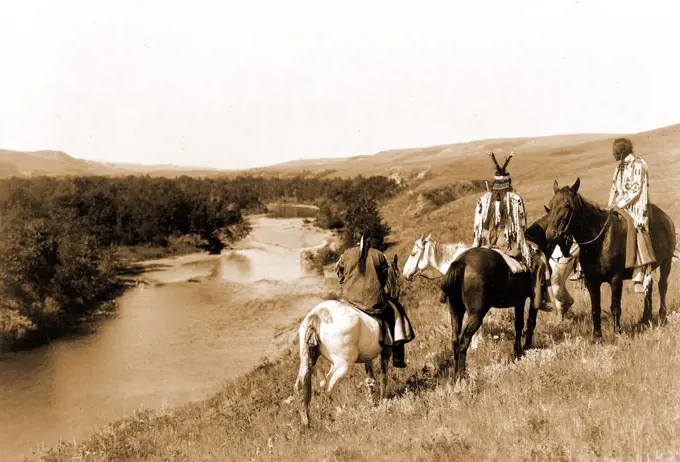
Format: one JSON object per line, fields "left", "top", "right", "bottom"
{"left": 294, "top": 244, "right": 400, "bottom": 427}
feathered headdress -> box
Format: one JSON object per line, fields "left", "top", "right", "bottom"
{"left": 489, "top": 151, "right": 513, "bottom": 191}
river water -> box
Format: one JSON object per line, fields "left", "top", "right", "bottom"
{"left": 0, "top": 210, "right": 331, "bottom": 461}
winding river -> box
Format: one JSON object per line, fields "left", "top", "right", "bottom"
{"left": 0, "top": 209, "right": 332, "bottom": 461}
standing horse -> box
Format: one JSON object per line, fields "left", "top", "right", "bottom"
{"left": 294, "top": 244, "right": 401, "bottom": 427}
{"left": 403, "top": 228, "right": 577, "bottom": 382}
{"left": 544, "top": 178, "right": 676, "bottom": 339}
{"left": 403, "top": 235, "right": 536, "bottom": 382}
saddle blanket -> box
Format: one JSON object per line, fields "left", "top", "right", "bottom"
{"left": 485, "top": 247, "right": 528, "bottom": 274}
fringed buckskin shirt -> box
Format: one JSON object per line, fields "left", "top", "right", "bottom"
{"left": 472, "top": 191, "right": 533, "bottom": 268}
{"left": 335, "top": 246, "right": 389, "bottom": 317}
{"left": 608, "top": 154, "right": 650, "bottom": 230}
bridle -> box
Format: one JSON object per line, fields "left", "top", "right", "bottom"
{"left": 555, "top": 192, "right": 612, "bottom": 247}
{"left": 407, "top": 240, "right": 445, "bottom": 281}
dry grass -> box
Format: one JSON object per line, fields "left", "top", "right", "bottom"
{"left": 31, "top": 126, "right": 680, "bottom": 461}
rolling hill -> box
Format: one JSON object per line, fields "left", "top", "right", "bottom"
{"left": 0, "top": 149, "right": 230, "bottom": 178}
{"left": 3, "top": 123, "right": 680, "bottom": 184}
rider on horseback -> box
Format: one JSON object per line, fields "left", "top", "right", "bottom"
{"left": 608, "top": 138, "right": 656, "bottom": 293}
{"left": 569, "top": 138, "right": 656, "bottom": 292}
{"left": 335, "top": 232, "right": 415, "bottom": 368}
{"left": 471, "top": 152, "right": 554, "bottom": 312}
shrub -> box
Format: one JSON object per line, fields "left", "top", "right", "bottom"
{"left": 342, "top": 198, "right": 391, "bottom": 250}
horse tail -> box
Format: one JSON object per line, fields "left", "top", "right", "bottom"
{"left": 294, "top": 312, "right": 321, "bottom": 426}
{"left": 359, "top": 234, "right": 369, "bottom": 274}
{"left": 440, "top": 260, "right": 466, "bottom": 304}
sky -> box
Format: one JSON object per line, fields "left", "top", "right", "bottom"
{"left": 1, "top": 0, "right": 679, "bottom": 170}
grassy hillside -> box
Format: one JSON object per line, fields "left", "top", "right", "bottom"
{"left": 32, "top": 124, "right": 680, "bottom": 461}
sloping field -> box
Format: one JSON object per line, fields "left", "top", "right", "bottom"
{"left": 34, "top": 124, "right": 680, "bottom": 461}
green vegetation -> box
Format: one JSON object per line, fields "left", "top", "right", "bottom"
{"left": 0, "top": 174, "right": 398, "bottom": 349}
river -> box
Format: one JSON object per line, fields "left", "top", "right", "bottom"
{"left": 0, "top": 209, "right": 333, "bottom": 461}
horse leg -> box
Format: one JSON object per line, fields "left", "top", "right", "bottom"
{"left": 513, "top": 302, "right": 525, "bottom": 359}
{"left": 610, "top": 276, "right": 623, "bottom": 334}
{"left": 448, "top": 301, "right": 465, "bottom": 378}
{"left": 456, "top": 311, "right": 486, "bottom": 383}
{"left": 525, "top": 301, "right": 538, "bottom": 351}
{"left": 643, "top": 282, "right": 654, "bottom": 327}
{"left": 658, "top": 259, "right": 671, "bottom": 325}
{"left": 364, "top": 363, "right": 377, "bottom": 398}
{"left": 585, "top": 278, "right": 603, "bottom": 341}
{"left": 379, "top": 348, "right": 390, "bottom": 401}
{"left": 325, "top": 359, "right": 353, "bottom": 395}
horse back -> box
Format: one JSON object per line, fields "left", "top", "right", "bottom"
{"left": 444, "top": 247, "right": 531, "bottom": 308}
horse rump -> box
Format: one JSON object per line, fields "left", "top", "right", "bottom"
{"left": 440, "top": 259, "right": 466, "bottom": 304}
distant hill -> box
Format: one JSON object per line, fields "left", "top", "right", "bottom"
{"left": 0, "top": 150, "right": 234, "bottom": 178}
{"left": 2, "top": 123, "right": 680, "bottom": 188}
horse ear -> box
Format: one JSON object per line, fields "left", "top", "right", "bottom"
{"left": 553, "top": 180, "right": 559, "bottom": 194}
{"left": 393, "top": 254, "right": 399, "bottom": 269}
{"left": 419, "top": 233, "right": 424, "bottom": 242}
{"left": 425, "top": 233, "right": 432, "bottom": 241}
{"left": 570, "top": 177, "right": 581, "bottom": 194}
{"left": 544, "top": 205, "right": 551, "bottom": 214}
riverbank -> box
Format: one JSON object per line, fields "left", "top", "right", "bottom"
{"left": 1, "top": 213, "right": 337, "bottom": 461}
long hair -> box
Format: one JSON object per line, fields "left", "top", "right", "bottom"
{"left": 359, "top": 234, "right": 369, "bottom": 273}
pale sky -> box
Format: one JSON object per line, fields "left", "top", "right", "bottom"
{"left": 1, "top": 0, "right": 679, "bottom": 170}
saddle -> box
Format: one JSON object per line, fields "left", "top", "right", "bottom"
{"left": 610, "top": 207, "right": 656, "bottom": 269}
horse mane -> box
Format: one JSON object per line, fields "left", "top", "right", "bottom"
{"left": 570, "top": 191, "right": 607, "bottom": 217}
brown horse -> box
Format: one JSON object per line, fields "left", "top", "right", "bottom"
{"left": 544, "top": 178, "right": 676, "bottom": 339}
{"left": 439, "top": 246, "right": 545, "bottom": 383}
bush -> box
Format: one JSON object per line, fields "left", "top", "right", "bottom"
{"left": 422, "top": 181, "right": 488, "bottom": 207}
{"left": 342, "top": 198, "right": 391, "bottom": 250}
{"left": 302, "top": 245, "right": 340, "bottom": 275}
{"left": 315, "top": 201, "right": 345, "bottom": 230}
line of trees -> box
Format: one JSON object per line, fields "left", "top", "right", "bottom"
{"left": 0, "top": 174, "right": 399, "bottom": 348}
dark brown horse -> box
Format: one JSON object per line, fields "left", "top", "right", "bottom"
{"left": 544, "top": 178, "right": 676, "bottom": 339}
{"left": 440, "top": 244, "right": 546, "bottom": 382}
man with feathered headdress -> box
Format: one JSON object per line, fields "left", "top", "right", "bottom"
{"left": 472, "top": 151, "right": 554, "bottom": 311}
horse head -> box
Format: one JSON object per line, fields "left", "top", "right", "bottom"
{"left": 402, "top": 233, "right": 432, "bottom": 281}
{"left": 545, "top": 177, "right": 581, "bottom": 256}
